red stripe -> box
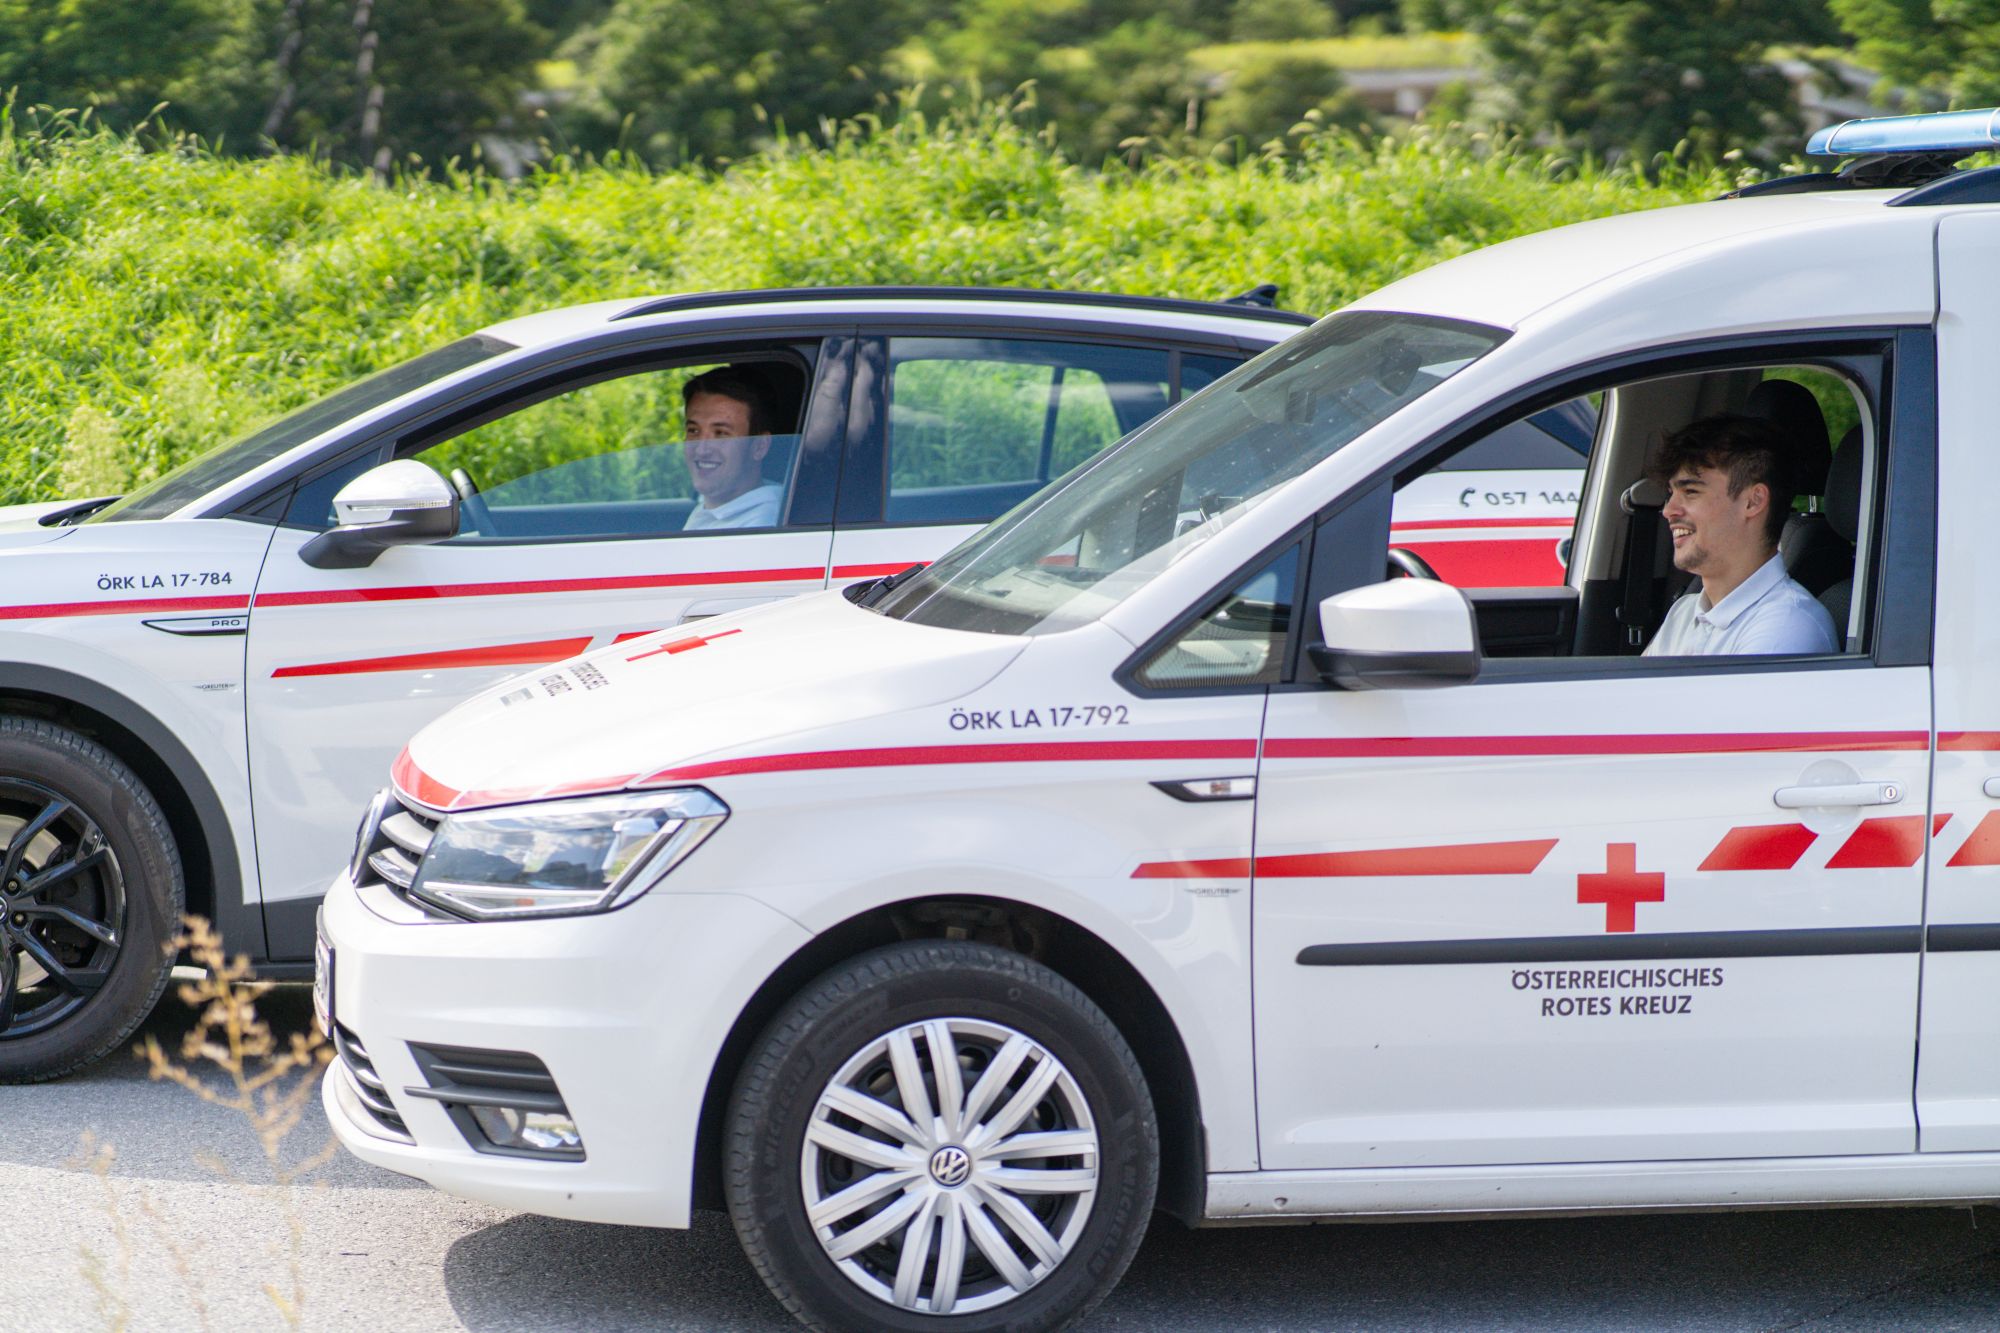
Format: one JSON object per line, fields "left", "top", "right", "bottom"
{"left": 392, "top": 748, "right": 462, "bottom": 811}
{"left": 1939, "top": 732, "right": 2000, "bottom": 751}
{"left": 254, "top": 566, "right": 825, "bottom": 608}
{"left": 1826, "top": 816, "right": 1932, "bottom": 869}
{"left": 1948, "top": 811, "right": 2000, "bottom": 867}
{"left": 1133, "top": 856, "right": 1254, "bottom": 879}
{"left": 1263, "top": 732, "right": 1929, "bottom": 760}
{"left": 641, "top": 739, "right": 1258, "bottom": 784}
{"left": 0, "top": 593, "right": 249, "bottom": 621}
{"left": 831, "top": 562, "right": 928, "bottom": 580}
{"left": 1390, "top": 517, "right": 1574, "bottom": 531}
{"left": 1258, "top": 838, "right": 1558, "bottom": 877}
{"left": 273, "top": 636, "right": 591, "bottom": 678}
{"left": 1133, "top": 837, "right": 1556, "bottom": 880}
{"left": 1698, "top": 824, "right": 1817, "bottom": 872}
{"left": 612, "top": 630, "right": 660, "bottom": 644}
{"left": 1394, "top": 538, "right": 1564, "bottom": 588}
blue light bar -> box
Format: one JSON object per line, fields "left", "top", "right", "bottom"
{"left": 1807, "top": 108, "right": 2000, "bottom": 158}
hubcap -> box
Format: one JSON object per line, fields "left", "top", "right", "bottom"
{"left": 800, "top": 1017, "right": 1099, "bottom": 1317}
{"left": 0, "top": 780, "right": 123, "bottom": 1039}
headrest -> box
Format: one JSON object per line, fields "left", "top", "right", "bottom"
{"left": 1825, "top": 425, "right": 1864, "bottom": 544}
{"left": 1745, "top": 379, "right": 1833, "bottom": 495}
{"left": 1620, "top": 476, "right": 1667, "bottom": 513}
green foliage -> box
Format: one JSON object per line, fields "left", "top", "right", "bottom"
{"left": 1415, "top": 0, "right": 1842, "bottom": 164}
{"left": 561, "top": 0, "right": 923, "bottom": 162}
{"left": 0, "top": 110, "right": 1727, "bottom": 505}
{"left": 1190, "top": 42, "right": 1374, "bottom": 151}
{"left": 1830, "top": 0, "right": 2000, "bottom": 106}
{"left": 0, "top": 0, "right": 259, "bottom": 130}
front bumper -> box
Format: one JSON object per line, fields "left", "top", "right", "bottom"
{"left": 318, "top": 872, "right": 812, "bottom": 1228}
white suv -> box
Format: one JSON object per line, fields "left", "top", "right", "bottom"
{"left": 325, "top": 109, "right": 2000, "bottom": 1330}
{"left": 0, "top": 287, "right": 1306, "bottom": 1079}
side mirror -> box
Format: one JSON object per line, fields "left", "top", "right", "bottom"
{"left": 1308, "top": 578, "right": 1481, "bottom": 690}
{"left": 299, "top": 460, "right": 459, "bottom": 570}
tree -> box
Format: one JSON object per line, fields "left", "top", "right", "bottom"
{"left": 562, "top": 0, "right": 925, "bottom": 163}
{"left": 1414, "top": 0, "right": 1841, "bottom": 163}
{"left": 258, "top": 0, "right": 546, "bottom": 170}
{"left": 1830, "top": 0, "right": 2000, "bottom": 107}
{"left": 0, "top": 0, "right": 259, "bottom": 131}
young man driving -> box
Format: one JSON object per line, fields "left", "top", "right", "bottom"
{"left": 680, "top": 368, "right": 783, "bottom": 531}
{"left": 1643, "top": 413, "right": 1839, "bottom": 657}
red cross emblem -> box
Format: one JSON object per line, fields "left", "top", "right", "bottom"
{"left": 1576, "top": 843, "right": 1664, "bottom": 933}
{"left": 627, "top": 626, "right": 742, "bottom": 663}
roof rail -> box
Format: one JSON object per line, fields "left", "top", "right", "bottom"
{"left": 611, "top": 285, "right": 1315, "bottom": 327}
{"left": 1722, "top": 150, "right": 1975, "bottom": 201}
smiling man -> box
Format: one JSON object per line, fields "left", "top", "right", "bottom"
{"left": 1643, "top": 413, "right": 1838, "bottom": 657}
{"left": 680, "top": 368, "right": 783, "bottom": 530}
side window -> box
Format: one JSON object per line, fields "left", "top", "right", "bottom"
{"left": 1388, "top": 356, "right": 1879, "bottom": 664}
{"left": 1137, "top": 546, "right": 1298, "bottom": 688}
{"left": 1181, "top": 353, "right": 1241, "bottom": 397}
{"left": 883, "top": 339, "right": 1174, "bottom": 525}
{"left": 410, "top": 355, "right": 812, "bottom": 542}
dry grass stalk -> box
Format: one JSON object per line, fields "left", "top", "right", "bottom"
{"left": 136, "top": 914, "right": 336, "bottom": 1329}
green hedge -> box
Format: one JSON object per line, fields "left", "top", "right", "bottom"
{"left": 0, "top": 110, "right": 1729, "bottom": 505}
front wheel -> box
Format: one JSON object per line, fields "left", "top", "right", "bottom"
{"left": 726, "top": 941, "right": 1157, "bottom": 1332}
{"left": 0, "top": 717, "right": 182, "bottom": 1082}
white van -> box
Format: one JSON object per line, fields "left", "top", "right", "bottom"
{"left": 321, "top": 111, "right": 2000, "bottom": 1331}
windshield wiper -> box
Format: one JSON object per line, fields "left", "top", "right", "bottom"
{"left": 853, "top": 562, "right": 928, "bottom": 608}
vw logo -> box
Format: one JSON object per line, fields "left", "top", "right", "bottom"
{"left": 928, "top": 1145, "right": 972, "bottom": 1189}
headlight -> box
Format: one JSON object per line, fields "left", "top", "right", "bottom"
{"left": 411, "top": 788, "right": 728, "bottom": 920}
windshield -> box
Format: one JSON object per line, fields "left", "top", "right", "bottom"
{"left": 91, "top": 335, "right": 513, "bottom": 523}
{"left": 868, "top": 311, "right": 1508, "bottom": 636}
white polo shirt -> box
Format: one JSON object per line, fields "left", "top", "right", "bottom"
{"left": 1643, "top": 553, "right": 1839, "bottom": 657}
{"left": 682, "top": 483, "right": 783, "bottom": 531}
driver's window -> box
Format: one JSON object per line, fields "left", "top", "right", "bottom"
{"left": 412, "top": 358, "right": 811, "bottom": 541}
{"left": 1392, "top": 359, "right": 1878, "bottom": 663}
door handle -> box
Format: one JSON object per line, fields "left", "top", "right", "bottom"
{"left": 1984, "top": 777, "right": 2000, "bottom": 799}
{"left": 1773, "top": 782, "right": 1904, "bottom": 809}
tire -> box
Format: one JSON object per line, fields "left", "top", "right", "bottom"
{"left": 0, "top": 716, "right": 182, "bottom": 1082}
{"left": 725, "top": 941, "right": 1157, "bottom": 1333}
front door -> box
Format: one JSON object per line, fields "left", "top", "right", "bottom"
{"left": 1252, "top": 332, "right": 1935, "bottom": 1170}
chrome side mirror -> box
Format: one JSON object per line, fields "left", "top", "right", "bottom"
{"left": 1308, "top": 578, "right": 1481, "bottom": 690}
{"left": 300, "top": 459, "right": 459, "bottom": 570}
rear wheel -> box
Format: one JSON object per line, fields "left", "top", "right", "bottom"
{"left": 725, "top": 941, "right": 1157, "bottom": 1332}
{"left": 0, "top": 717, "right": 181, "bottom": 1082}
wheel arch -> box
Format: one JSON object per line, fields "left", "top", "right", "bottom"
{"left": 0, "top": 664, "right": 254, "bottom": 958}
{"left": 690, "top": 894, "right": 1207, "bottom": 1224}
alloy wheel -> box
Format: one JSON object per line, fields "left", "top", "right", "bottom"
{"left": 0, "top": 779, "right": 123, "bottom": 1039}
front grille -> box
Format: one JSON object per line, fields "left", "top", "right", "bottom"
{"left": 352, "top": 792, "right": 454, "bottom": 919}
{"left": 405, "top": 1043, "right": 584, "bottom": 1160}
{"left": 333, "top": 1022, "right": 413, "bottom": 1142}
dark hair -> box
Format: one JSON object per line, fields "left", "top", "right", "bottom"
{"left": 1649, "top": 413, "right": 1792, "bottom": 543}
{"left": 682, "top": 368, "right": 770, "bottom": 436}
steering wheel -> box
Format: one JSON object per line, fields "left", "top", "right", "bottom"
{"left": 448, "top": 467, "right": 496, "bottom": 538}
{"left": 1386, "top": 546, "right": 1440, "bottom": 580}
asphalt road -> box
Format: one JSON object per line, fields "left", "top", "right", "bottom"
{"left": 5, "top": 985, "right": 2000, "bottom": 1332}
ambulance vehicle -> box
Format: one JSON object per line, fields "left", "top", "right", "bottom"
{"left": 321, "top": 110, "right": 2000, "bottom": 1331}
{"left": 0, "top": 288, "right": 1308, "bottom": 1080}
